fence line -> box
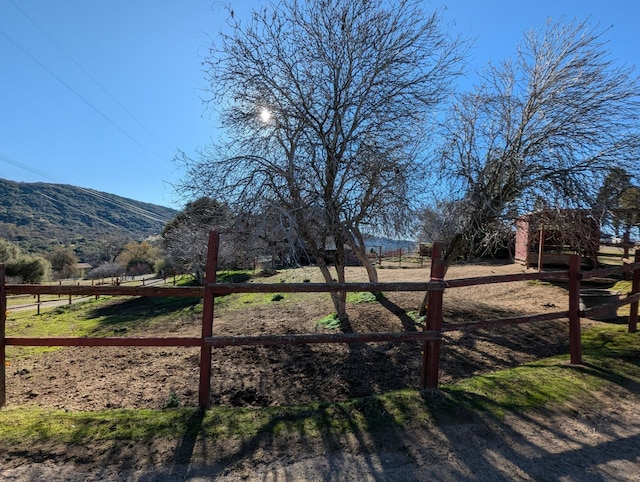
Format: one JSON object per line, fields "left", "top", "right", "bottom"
{"left": 1, "top": 233, "right": 639, "bottom": 409}
{"left": 0, "top": 264, "right": 6, "bottom": 408}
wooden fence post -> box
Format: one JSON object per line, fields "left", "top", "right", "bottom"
{"left": 629, "top": 250, "right": 640, "bottom": 333}
{"left": 1, "top": 264, "right": 6, "bottom": 408}
{"left": 422, "top": 243, "right": 445, "bottom": 390}
{"left": 198, "top": 230, "right": 219, "bottom": 409}
{"left": 568, "top": 254, "right": 583, "bottom": 364}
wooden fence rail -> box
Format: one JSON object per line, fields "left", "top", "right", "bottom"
{"left": 1, "top": 232, "right": 639, "bottom": 409}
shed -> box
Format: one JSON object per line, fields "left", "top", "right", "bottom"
{"left": 75, "top": 262, "right": 93, "bottom": 278}
{"left": 514, "top": 210, "right": 599, "bottom": 269}
{"left": 324, "top": 237, "right": 361, "bottom": 266}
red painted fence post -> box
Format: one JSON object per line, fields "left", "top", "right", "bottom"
{"left": 422, "top": 243, "right": 445, "bottom": 390}
{"left": 1, "top": 264, "right": 6, "bottom": 408}
{"left": 198, "top": 231, "right": 219, "bottom": 409}
{"left": 568, "top": 254, "right": 583, "bottom": 365}
{"left": 629, "top": 250, "right": 640, "bottom": 333}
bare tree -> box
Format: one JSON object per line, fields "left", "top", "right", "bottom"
{"left": 162, "top": 197, "right": 233, "bottom": 283}
{"left": 595, "top": 167, "right": 632, "bottom": 235}
{"left": 177, "top": 0, "right": 464, "bottom": 324}
{"left": 431, "top": 18, "right": 640, "bottom": 265}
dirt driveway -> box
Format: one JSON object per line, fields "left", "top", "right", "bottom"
{"left": 2, "top": 385, "right": 639, "bottom": 481}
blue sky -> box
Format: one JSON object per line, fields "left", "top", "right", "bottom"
{"left": 1, "top": 1, "right": 638, "bottom": 209}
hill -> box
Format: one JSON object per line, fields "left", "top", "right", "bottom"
{"left": 0, "top": 178, "right": 176, "bottom": 258}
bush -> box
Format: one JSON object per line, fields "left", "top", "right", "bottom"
{"left": 85, "top": 262, "right": 123, "bottom": 280}
{"left": 6, "top": 256, "right": 51, "bottom": 284}
{"left": 0, "top": 239, "right": 22, "bottom": 263}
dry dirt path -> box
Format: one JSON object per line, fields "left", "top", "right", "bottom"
{"left": 2, "top": 387, "right": 638, "bottom": 481}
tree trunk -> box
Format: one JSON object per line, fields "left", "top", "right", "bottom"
{"left": 346, "top": 231, "right": 379, "bottom": 283}
{"left": 317, "top": 258, "right": 350, "bottom": 330}
{"left": 350, "top": 244, "right": 379, "bottom": 283}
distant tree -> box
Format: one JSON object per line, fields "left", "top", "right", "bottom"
{"left": 85, "top": 262, "right": 122, "bottom": 280}
{"left": 116, "top": 241, "right": 160, "bottom": 277}
{"left": 47, "top": 247, "right": 79, "bottom": 280}
{"left": 74, "top": 236, "right": 131, "bottom": 266}
{"left": 595, "top": 167, "right": 632, "bottom": 234}
{"left": 162, "top": 197, "right": 233, "bottom": 283}
{"left": 619, "top": 186, "right": 640, "bottom": 241}
{"left": 0, "top": 239, "right": 22, "bottom": 263}
{"left": 432, "top": 18, "right": 640, "bottom": 266}
{"left": 6, "top": 256, "right": 51, "bottom": 284}
{"left": 177, "top": 0, "right": 464, "bottom": 324}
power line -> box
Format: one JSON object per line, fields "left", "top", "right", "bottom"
{"left": 7, "top": 0, "right": 163, "bottom": 146}
{"left": 0, "top": 27, "right": 149, "bottom": 152}
{"left": 0, "top": 6, "right": 179, "bottom": 222}
{"left": 0, "top": 154, "right": 65, "bottom": 184}
{"left": 38, "top": 192, "right": 122, "bottom": 230}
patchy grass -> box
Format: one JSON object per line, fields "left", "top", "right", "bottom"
{"left": 4, "top": 295, "right": 202, "bottom": 360}
{"left": 216, "top": 292, "right": 289, "bottom": 308}
{"left": 5, "top": 294, "right": 64, "bottom": 309}
{"left": 440, "top": 325, "right": 640, "bottom": 417}
{"left": 346, "top": 292, "right": 378, "bottom": 304}
{"left": 440, "top": 358, "right": 595, "bottom": 417}
{"left": 316, "top": 313, "right": 341, "bottom": 330}
{"left": 0, "top": 324, "right": 637, "bottom": 447}
{"left": 216, "top": 270, "right": 253, "bottom": 284}
{"left": 406, "top": 310, "right": 426, "bottom": 325}
{"left": 5, "top": 299, "right": 112, "bottom": 357}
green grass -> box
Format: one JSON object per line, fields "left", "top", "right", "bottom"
{"left": 0, "top": 390, "right": 432, "bottom": 446}
{"left": 346, "top": 291, "right": 378, "bottom": 303}
{"left": 216, "top": 270, "right": 252, "bottom": 284}
{"left": 0, "top": 325, "right": 638, "bottom": 446}
{"left": 440, "top": 359, "right": 595, "bottom": 416}
{"left": 4, "top": 295, "right": 202, "bottom": 359}
{"left": 406, "top": 310, "right": 425, "bottom": 325}
{"left": 5, "top": 299, "right": 113, "bottom": 356}
{"left": 5, "top": 294, "right": 64, "bottom": 308}
{"left": 316, "top": 313, "right": 341, "bottom": 329}
{"left": 439, "top": 325, "right": 640, "bottom": 417}
{"left": 215, "top": 291, "right": 296, "bottom": 308}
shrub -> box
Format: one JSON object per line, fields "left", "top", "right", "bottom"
{"left": 86, "top": 262, "right": 123, "bottom": 280}
{"left": 6, "top": 256, "right": 51, "bottom": 284}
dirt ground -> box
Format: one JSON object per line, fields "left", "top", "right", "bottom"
{"left": 2, "top": 260, "right": 639, "bottom": 480}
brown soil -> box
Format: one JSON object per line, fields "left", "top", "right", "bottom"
{"left": 2, "top": 261, "right": 639, "bottom": 480}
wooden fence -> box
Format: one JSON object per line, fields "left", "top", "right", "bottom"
{"left": 1, "top": 231, "right": 639, "bottom": 409}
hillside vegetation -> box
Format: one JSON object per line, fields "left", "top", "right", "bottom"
{"left": 0, "top": 178, "right": 176, "bottom": 256}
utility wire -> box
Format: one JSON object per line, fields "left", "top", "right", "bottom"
{"left": 0, "top": 27, "right": 176, "bottom": 221}
{"left": 0, "top": 28, "right": 149, "bottom": 152}
{"left": 38, "top": 192, "right": 122, "bottom": 230}
{"left": 7, "top": 0, "right": 164, "bottom": 146}
{"left": 0, "top": 6, "right": 177, "bottom": 223}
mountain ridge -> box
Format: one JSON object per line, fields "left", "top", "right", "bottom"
{"left": 0, "top": 178, "right": 177, "bottom": 258}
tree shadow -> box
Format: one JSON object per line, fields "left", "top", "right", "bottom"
{"left": 86, "top": 296, "right": 201, "bottom": 332}
{"left": 127, "top": 372, "right": 640, "bottom": 480}
{"left": 169, "top": 408, "right": 206, "bottom": 479}
{"left": 376, "top": 293, "right": 419, "bottom": 331}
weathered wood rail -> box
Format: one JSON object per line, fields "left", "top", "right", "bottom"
{"left": 1, "top": 232, "right": 639, "bottom": 409}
